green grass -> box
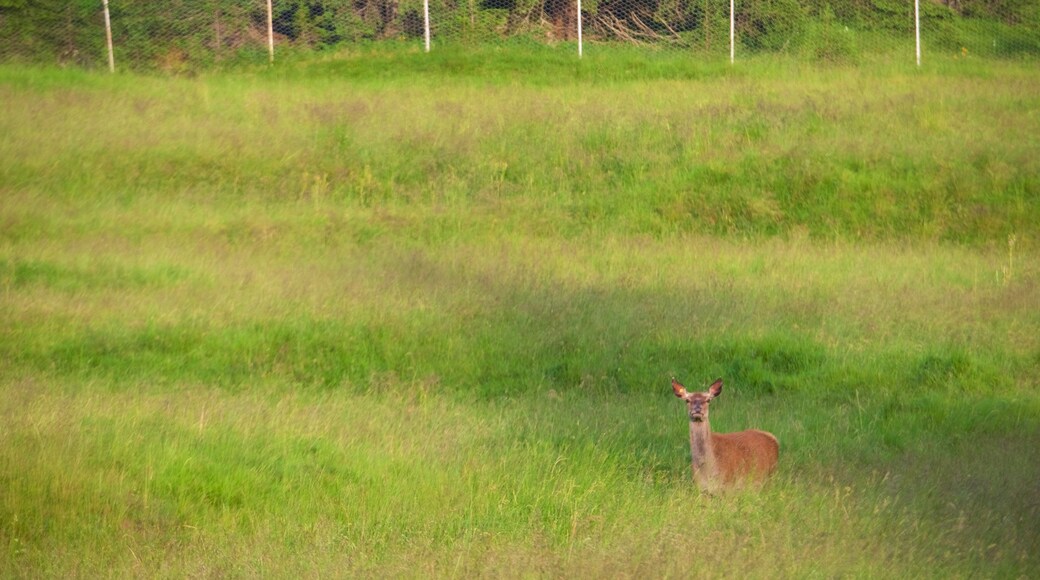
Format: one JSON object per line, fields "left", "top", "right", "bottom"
{"left": 1, "top": 49, "right": 1039, "bottom": 576}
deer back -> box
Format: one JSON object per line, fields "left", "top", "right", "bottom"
{"left": 711, "top": 429, "right": 779, "bottom": 483}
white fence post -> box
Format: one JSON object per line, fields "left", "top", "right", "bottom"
{"left": 577, "top": 0, "right": 583, "bottom": 58}
{"left": 729, "top": 0, "right": 735, "bottom": 64}
{"left": 424, "top": 0, "right": 431, "bottom": 52}
{"left": 266, "top": 0, "right": 274, "bottom": 63}
{"left": 101, "top": 0, "right": 114, "bottom": 72}
{"left": 915, "top": 0, "right": 921, "bottom": 66}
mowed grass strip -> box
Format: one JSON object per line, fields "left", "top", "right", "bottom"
{"left": 3, "top": 237, "right": 1036, "bottom": 392}
{"left": 2, "top": 56, "right": 1039, "bottom": 242}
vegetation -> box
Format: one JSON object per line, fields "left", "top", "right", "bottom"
{"left": 1, "top": 51, "right": 1039, "bottom": 576}
{"left": 1, "top": 0, "right": 1039, "bottom": 70}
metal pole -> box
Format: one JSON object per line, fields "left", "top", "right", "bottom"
{"left": 914, "top": 0, "right": 921, "bottom": 66}
{"left": 577, "top": 0, "right": 583, "bottom": 58}
{"left": 729, "top": 0, "right": 735, "bottom": 64}
{"left": 424, "top": 0, "right": 431, "bottom": 52}
{"left": 101, "top": 0, "right": 114, "bottom": 72}
{"left": 267, "top": 0, "right": 275, "bottom": 64}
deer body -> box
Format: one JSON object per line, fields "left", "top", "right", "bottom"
{"left": 674, "top": 378, "right": 778, "bottom": 492}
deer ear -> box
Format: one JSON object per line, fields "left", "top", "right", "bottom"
{"left": 707, "top": 378, "right": 723, "bottom": 399}
{"left": 671, "top": 377, "right": 687, "bottom": 398}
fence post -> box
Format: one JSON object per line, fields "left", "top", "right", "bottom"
{"left": 729, "top": 0, "right": 734, "bottom": 64}
{"left": 101, "top": 0, "right": 114, "bottom": 72}
{"left": 424, "top": 0, "right": 431, "bottom": 52}
{"left": 266, "top": 0, "right": 274, "bottom": 64}
{"left": 577, "top": 0, "right": 583, "bottom": 58}
{"left": 914, "top": 0, "right": 921, "bottom": 66}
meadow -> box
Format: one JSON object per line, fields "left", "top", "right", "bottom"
{"left": 1, "top": 48, "right": 1039, "bottom": 576}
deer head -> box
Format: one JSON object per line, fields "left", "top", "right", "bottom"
{"left": 672, "top": 377, "right": 723, "bottom": 423}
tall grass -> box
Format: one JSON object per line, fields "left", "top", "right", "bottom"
{"left": 1, "top": 51, "right": 1039, "bottom": 576}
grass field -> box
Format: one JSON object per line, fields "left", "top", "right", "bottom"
{"left": 2, "top": 49, "right": 1039, "bottom": 577}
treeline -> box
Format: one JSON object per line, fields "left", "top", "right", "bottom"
{"left": 1, "top": 0, "right": 1037, "bottom": 68}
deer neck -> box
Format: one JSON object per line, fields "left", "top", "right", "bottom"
{"left": 689, "top": 418, "right": 718, "bottom": 487}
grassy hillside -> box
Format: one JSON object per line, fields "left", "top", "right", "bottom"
{"left": 1, "top": 51, "right": 1039, "bottom": 576}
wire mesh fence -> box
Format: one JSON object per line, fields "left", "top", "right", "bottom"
{"left": 1, "top": 0, "right": 1037, "bottom": 71}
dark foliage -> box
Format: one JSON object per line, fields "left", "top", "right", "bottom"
{"left": 0, "top": 0, "right": 1036, "bottom": 69}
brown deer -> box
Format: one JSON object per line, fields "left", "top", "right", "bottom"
{"left": 672, "top": 377, "right": 779, "bottom": 492}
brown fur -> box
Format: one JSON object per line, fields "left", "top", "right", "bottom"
{"left": 710, "top": 430, "right": 779, "bottom": 484}
{"left": 673, "top": 377, "right": 779, "bottom": 492}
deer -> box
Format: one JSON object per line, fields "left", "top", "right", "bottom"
{"left": 672, "top": 377, "right": 779, "bottom": 493}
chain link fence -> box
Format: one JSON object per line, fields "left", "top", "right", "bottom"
{"left": 1, "top": 1, "right": 1037, "bottom": 71}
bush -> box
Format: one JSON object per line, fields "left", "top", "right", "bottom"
{"left": 736, "top": 0, "right": 807, "bottom": 53}
{"left": 800, "top": 5, "right": 858, "bottom": 63}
